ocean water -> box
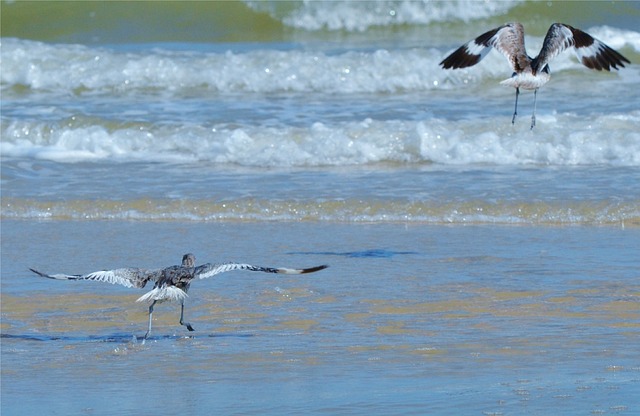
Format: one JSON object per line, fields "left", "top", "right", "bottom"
{"left": 1, "top": 1, "right": 640, "bottom": 415}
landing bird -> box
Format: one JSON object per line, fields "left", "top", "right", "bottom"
{"left": 30, "top": 253, "right": 328, "bottom": 339}
{"left": 439, "top": 22, "right": 630, "bottom": 129}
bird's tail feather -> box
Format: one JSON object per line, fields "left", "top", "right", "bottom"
{"left": 136, "top": 286, "right": 188, "bottom": 303}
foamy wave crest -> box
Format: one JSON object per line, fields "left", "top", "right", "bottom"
{"left": 4, "top": 35, "right": 637, "bottom": 95}
{"left": 250, "top": 0, "right": 522, "bottom": 32}
{"left": 0, "top": 38, "right": 444, "bottom": 94}
{"left": 2, "top": 113, "right": 639, "bottom": 166}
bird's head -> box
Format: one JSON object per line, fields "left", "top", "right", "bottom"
{"left": 182, "top": 253, "right": 196, "bottom": 268}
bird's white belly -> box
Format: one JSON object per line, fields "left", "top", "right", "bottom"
{"left": 500, "top": 72, "right": 550, "bottom": 90}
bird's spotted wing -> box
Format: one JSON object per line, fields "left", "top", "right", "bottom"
{"left": 194, "top": 263, "right": 328, "bottom": 280}
{"left": 29, "top": 267, "right": 160, "bottom": 289}
{"left": 440, "top": 23, "right": 529, "bottom": 72}
{"left": 533, "top": 23, "right": 630, "bottom": 73}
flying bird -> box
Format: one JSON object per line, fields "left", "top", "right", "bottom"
{"left": 30, "top": 253, "right": 328, "bottom": 340}
{"left": 439, "top": 22, "right": 630, "bottom": 129}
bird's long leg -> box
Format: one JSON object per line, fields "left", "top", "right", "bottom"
{"left": 144, "top": 300, "right": 156, "bottom": 340}
{"left": 512, "top": 87, "right": 519, "bottom": 124}
{"left": 179, "top": 302, "right": 194, "bottom": 332}
{"left": 530, "top": 88, "right": 538, "bottom": 130}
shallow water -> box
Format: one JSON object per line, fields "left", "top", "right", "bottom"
{"left": 2, "top": 1, "right": 640, "bottom": 414}
{"left": 2, "top": 221, "right": 640, "bottom": 415}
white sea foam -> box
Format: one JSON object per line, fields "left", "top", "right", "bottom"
{"left": 0, "top": 39, "right": 438, "bottom": 93}
{"left": 2, "top": 32, "right": 638, "bottom": 167}
{"left": 2, "top": 34, "right": 638, "bottom": 95}
{"left": 3, "top": 113, "right": 639, "bottom": 166}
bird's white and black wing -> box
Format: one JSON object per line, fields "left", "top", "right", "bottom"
{"left": 533, "top": 23, "right": 630, "bottom": 73}
{"left": 194, "top": 262, "right": 328, "bottom": 280}
{"left": 29, "top": 267, "right": 160, "bottom": 289}
{"left": 440, "top": 23, "right": 529, "bottom": 72}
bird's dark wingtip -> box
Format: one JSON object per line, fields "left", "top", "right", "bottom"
{"left": 29, "top": 268, "right": 74, "bottom": 280}
{"left": 302, "top": 264, "right": 329, "bottom": 274}
{"left": 29, "top": 268, "right": 47, "bottom": 277}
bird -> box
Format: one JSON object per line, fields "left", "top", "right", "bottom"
{"left": 30, "top": 253, "right": 328, "bottom": 340}
{"left": 439, "top": 22, "right": 630, "bottom": 129}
